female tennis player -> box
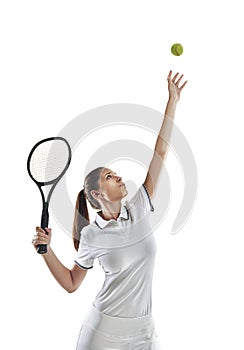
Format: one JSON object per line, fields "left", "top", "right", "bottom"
{"left": 32, "top": 70, "right": 187, "bottom": 349}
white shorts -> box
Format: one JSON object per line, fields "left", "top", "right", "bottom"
{"left": 76, "top": 303, "right": 162, "bottom": 350}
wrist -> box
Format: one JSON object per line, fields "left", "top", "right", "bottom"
{"left": 168, "top": 96, "right": 178, "bottom": 104}
{"left": 42, "top": 246, "right": 52, "bottom": 258}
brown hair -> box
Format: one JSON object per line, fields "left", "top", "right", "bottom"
{"left": 72, "top": 167, "right": 104, "bottom": 251}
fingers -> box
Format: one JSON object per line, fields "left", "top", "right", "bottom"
{"left": 179, "top": 79, "right": 188, "bottom": 90}
{"left": 176, "top": 74, "right": 188, "bottom": 90}
{"left": 175, "top": 74, "right": 183, "bottom": 86}
{"left": 45, "top": 228, "right": 52, "bottom": 235}
{"left": 32, "top": 226, "right": 51, "bottom": 248}
{"left": 167, "top": 70, "right": 172, "bottom": 80}
{"left": 36, "top": 226, "right": 47, "bottom": 235}
{"left": 172, "top": 72, "right": 179, "bottom": 83}
{"left": 36, "top": 226, "right": 52, "bottom": 236}
{"left": 32, "top": 234, "right": 47, "bottom": 245}
{"left": 167, "top": 70, "right": 180, "bottom": 83}
{"left": 167, "top": 70, "right": 188, "bottom": 90}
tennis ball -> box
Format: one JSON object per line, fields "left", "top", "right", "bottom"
{"left": 171, "top": 43, "right": 183, "bottom": 56}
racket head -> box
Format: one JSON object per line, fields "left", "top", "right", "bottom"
{"left": 27, "top": 136, "right": 72, "bottom": 186}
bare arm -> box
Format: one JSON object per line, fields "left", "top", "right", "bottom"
{"left": 144, "top": 70, "right": 188, "bottom": 199}
{"left": 42, "top": 247, "right": 87, "bottom": 293}
{"left": 33, "top": 227, "right": 87, "bottom": 293}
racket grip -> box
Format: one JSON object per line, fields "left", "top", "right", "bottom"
{"left": 37, "top": 203, "right": 49, "bottom": 255}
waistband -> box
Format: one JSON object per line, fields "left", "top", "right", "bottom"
{"left": 83, "top": 303, "right": 154, "bottom": 337}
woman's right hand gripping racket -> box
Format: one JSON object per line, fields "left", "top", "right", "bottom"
{"left": 27, "top": 137, "right": 72, "bottom": 254}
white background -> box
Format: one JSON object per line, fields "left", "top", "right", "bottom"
{"left": 1, "top": 0, "right": 244, "bottom": 349}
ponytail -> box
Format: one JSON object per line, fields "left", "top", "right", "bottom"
{"left": 72, "top": 189, "right": 90, "bottom": 251}
{"left": 72, "top": 166, "right": 104, "bottom": 251}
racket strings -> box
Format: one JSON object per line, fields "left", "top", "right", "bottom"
{"left": 30, "top": 140, "right": 70, "bottom": 183}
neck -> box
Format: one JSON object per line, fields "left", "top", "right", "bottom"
{"left": 99, "top": 201, "right": 122, "bottom": 221}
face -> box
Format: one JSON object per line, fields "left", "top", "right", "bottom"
{"left": 93, "top": 168, "right": 128, "bottom": 203}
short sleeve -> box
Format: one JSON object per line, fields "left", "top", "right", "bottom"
{"left": 126, "top": 183, "right": 154, "bottom": 219}
{"left": 74, "top": 232, "right": 94, "bottom": 270}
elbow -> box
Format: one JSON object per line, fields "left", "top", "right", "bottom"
{"left": 66, "top": 267, "right": 86, "bottom": 293}
{"left": 66, "top": 281, "right": 80, "bottom": 293}
{"left": 65, "top": 281, "right": 78, "bottom": 293}
{"left": 63, "top": 276, "right": 76, "bottom": 293}
{"left": 67, "top": 289, "right": 75, "bottom": 294}
{"left": 66, "top": 286, "right": 76, "bottom": 293}
{"left": 66, "top": 270, "right": 78, "bottom": 293}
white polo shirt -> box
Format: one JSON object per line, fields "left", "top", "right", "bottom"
{"left": 75, "top": 184, "right": 156, "bottom": 318}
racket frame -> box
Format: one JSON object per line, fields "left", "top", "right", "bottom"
{"left": 27, "top": 136, "right": 72, "bottom": 254}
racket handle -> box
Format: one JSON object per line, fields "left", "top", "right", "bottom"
{"left": 37, "top": 203, "right": 49, "bottom": 254}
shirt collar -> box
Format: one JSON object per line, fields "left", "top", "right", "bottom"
{"left": 95, "top": 205, "right": 129, "bottom": 229}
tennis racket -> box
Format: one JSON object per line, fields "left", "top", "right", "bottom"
{"left": 27, "top": 137, "right": 72, "bottom": 254}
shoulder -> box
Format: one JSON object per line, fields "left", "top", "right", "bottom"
{"left": 79, "top": 221, "right": 103, "bottom": 246}
{"left": 80, "top": 222, "right": 97, "bottom": 240}
{"left": 125, "top": 183, "right": 154, "bottom": 213}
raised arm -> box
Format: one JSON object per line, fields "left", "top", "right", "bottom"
{"left": 143, "top": 70, "right": 187, "bottom": 199}
{"left": 32, "top": 227, "right": 87, "bottom": 293}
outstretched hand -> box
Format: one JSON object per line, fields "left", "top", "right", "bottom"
{"left": 167, "top": 70, "right": 187, "bottom": 102}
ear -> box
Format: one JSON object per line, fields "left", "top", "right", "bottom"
{"left": 90, "top": 190, "right": 100, "bottom": 199}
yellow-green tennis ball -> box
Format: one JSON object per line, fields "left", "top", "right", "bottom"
{"left": 171, "top": 43, "right": 183, "bottom": 56}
